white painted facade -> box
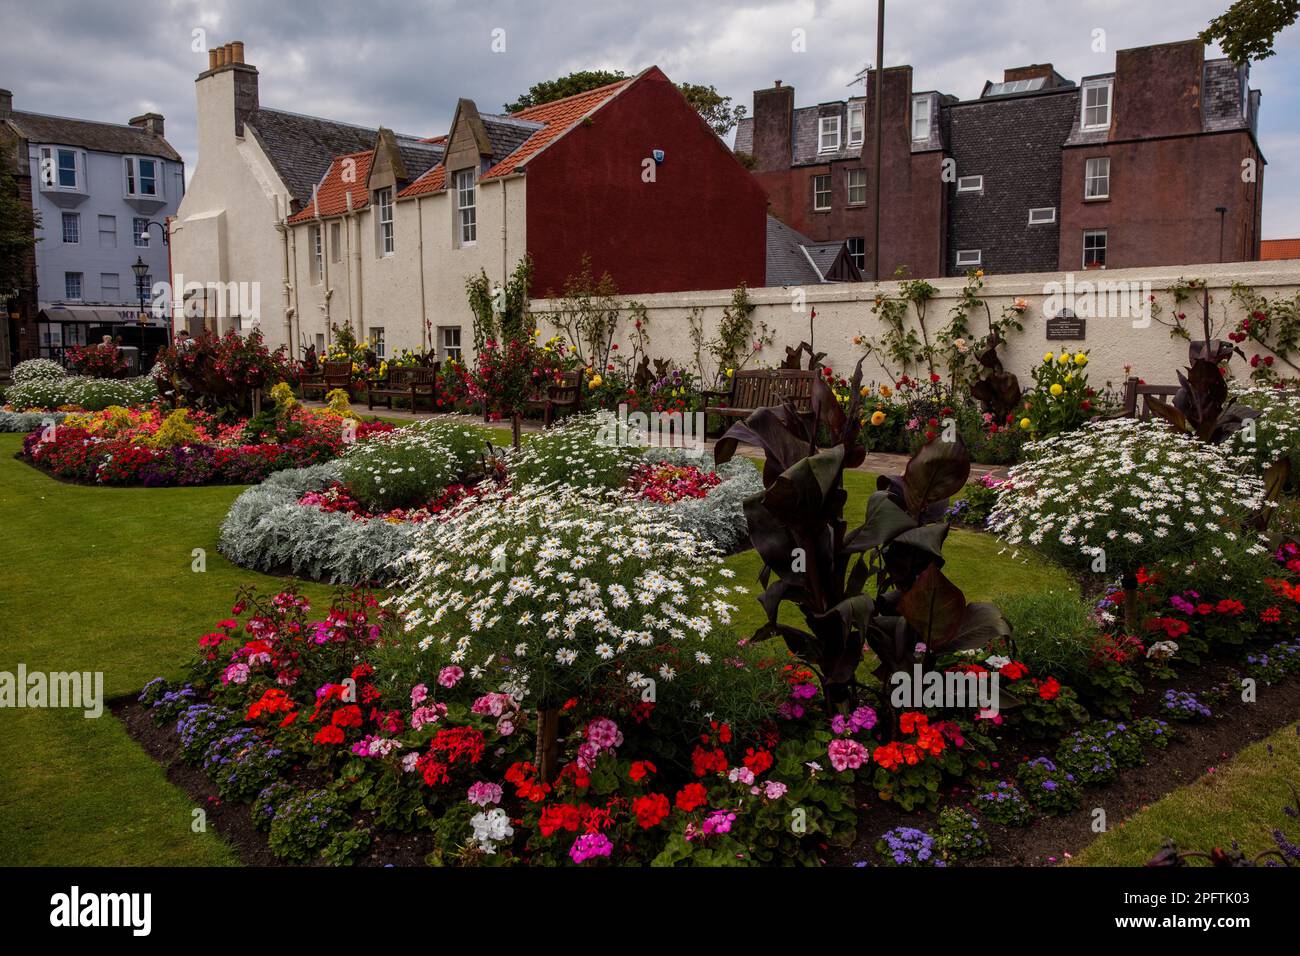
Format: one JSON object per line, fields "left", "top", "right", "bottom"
{"left": 287, "top": 174, "right": 527, "bottom": 362}
{"left": 171, "top": 67, "right": 295, "bottom": 349}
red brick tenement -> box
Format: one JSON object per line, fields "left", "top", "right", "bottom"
{"left": 734, "top": 38, "right": 1265, "bottom": 280}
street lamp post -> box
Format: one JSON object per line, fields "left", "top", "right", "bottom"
{"left": 131, "top": 255, "right": 150, "bottom": 325}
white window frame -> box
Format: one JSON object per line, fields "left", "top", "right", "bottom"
{"left": 1084, "top": 157, "right": 1110, "bottom": 200}
{"left": 369, "top": 326, "right": 386, "bottom": 359}
{"left": 1083, "top": 229, "right": 1107, "bottom": 269}
{"left": 846, "top": 169, "right": 867, "bottom": 205}
{"left": 911, "top": 96, "right": 931, "bottom": 142}
{"left": 1081, "top": 79, "right": 1113, "bottom": 130}
{"left": 311, "top": 225, "right": 324, "bottom": 283}
{"left": 955, "top": 249, "right": 982, "bottom": 268}
{"left": 956, "top": 175, "right": 984, "bottom": 194}
{"left": 375, "top": 188, "right": 395, "bottom": 256}
{"left": 818, "top": 115, "right": 841, "bottom": 153}
{"left": 61, "top": 212, "right": 80, "bottom": 244}
{"left": 455, "top": 170, "right": 477, "bottom": 246}
{"left": 846, "top": 237, "right": 865, "bottom": 271}
{"left": 40, "top": 147, "right": 82, "bottom": 191}
{"left": 124, "top": 156, "right": 162, "bottom": 199}
{"left": 1028, "top": 207, "right": 1057, "bottom": 225}
{"left": 812, "top": 174, "right": 832, "bottom": 211}
{"left": 439, "top": 325, "right": 463, "bottom": 362}
{"left": 847, "top": 103, "right": 865, "bottom": 146}
{"left": 65, "top": 272, "right": 83, "bottom": 300}
{"left": 133, "top": 217, "right": 150, "bottom": 248}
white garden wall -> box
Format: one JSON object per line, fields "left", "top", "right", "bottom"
{"left": 530, "top": 260, "right": 1300, "bottom": 391}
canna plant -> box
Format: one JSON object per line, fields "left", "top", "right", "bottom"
{"left": 715, "top": 358, "right": 1011, "bottom": 730}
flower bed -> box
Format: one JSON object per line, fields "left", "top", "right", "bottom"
{"left": 4, "top": 372, "right": 157, "bottom": 412}
{"left": 219, "top": 414, "right": 762, "bottom": 584}
{"left": 20, "top": 402, "right": 391, "bottom": 486}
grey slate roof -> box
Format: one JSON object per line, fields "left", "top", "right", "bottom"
{"left": 4, "top": 110, "right": 181, "bottom": 161}
{"left": 791, "top": 101, "right": 865, "bottom": 166}
{"left": 245, "top": 108, "right": 441, "bottom": 206}
{"left": 763, "top": 216, "right": 865, "bottom": 285}
{"left": 766, "top": 216, "right": 823, "bottom": 286}
{"left": 479, "top": 113, "right": 546, "bottom": 161}
{"left": 733, "top": 117, "right": 753, "bottom": 154}
{"left": 1202, "top": 59, "right": 1255, "bottom": 132}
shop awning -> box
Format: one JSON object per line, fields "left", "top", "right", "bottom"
{"left": 38, "top": 306, "right": 159, "bottom": 325}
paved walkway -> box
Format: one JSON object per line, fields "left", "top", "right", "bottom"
{"left": 316, "top": 401, "right": 1009, "bottom": 479}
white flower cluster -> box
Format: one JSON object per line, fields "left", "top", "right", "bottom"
{"left": 10, "top": 358, "right": 66, "bottom": 385}
{"left": 507, "top": 411, "right": 642, "bottom": 491}
{"left": 1226, "top": 385, "right": 1300, "bottom": 476}
{"left": 339, "top": 419, "right": 491, "bottom": 509}
{"left": 389, "top": 483, "right": 742, "bottom": 706}
{"left": 988, "top": 417, "right": 1266, "bottom": 574}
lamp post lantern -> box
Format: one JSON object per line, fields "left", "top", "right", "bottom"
{"left": 131, "top": 255, "right": 150, "bottom": 325}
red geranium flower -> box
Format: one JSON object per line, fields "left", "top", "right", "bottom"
{"left": 632, "top": 793, "right": 671, "bottom": 829}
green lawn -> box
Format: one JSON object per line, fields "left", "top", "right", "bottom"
{"left": 0, "top": 432, "right": 1067, "bottom": 866}
{"left": 0, "top": 434, "right": 337, "bottom": 865}
{"left": 1071, "top": 721, "right": 1300, "bottom": 866}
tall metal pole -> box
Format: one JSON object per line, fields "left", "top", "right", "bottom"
{"left": 871, "top": 0, "right": 884, "bottom": 281}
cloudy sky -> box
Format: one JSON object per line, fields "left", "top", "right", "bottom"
{"left": 3, "top": 0, "right": 1297, "bottom": 237}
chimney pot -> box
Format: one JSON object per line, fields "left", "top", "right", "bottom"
{"left": 208, "top": 49, "right": 218, "bottom": 70}
{"left": 231, "top": 41, "right": 244, "bottom": 64}
{"left": 774, "top": 79, "right": 782, "bottom": 87}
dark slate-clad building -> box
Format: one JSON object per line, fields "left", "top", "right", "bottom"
{"left": 734, "top": 38, "right": 1266, "bottom": 279}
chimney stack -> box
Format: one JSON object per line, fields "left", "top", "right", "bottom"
{"left": 0, "top": 89, "right": 11, "bottom": 118}
{"left": 752, "top": 81, "right": 795, "bottom": 171}
{"left": 129, "top": 112, "right": 166, "bottom": 138}
{"left": 201, "top": 39, "right": 259, "bottom": 135}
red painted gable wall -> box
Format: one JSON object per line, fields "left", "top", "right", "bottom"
{"left": 524, "top": 68, "right": 767, "bottom": 296}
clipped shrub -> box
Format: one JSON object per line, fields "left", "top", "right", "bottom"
{"left": 219, "top": 463, "right": 421, "bottom": 585}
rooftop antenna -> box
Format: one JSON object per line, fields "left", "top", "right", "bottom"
{"left": 847, "top": 64, "right": 872, "bottom": 87}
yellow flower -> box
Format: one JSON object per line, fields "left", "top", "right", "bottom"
{"left": 1057, "top": 354, "right": 1070, "bottom": 365}
{"left": 974, "top": 269, "right": 985, "bottom": 278}
{"left": 1019, "top": 417, "right": 1031, "bottom": 430}
{"left": 588, "top": 374, "right": 603, "bottom": 388}
{"left": 1064, "top": 373, "right": 1073, "bottom": 382}
{"left": 1074, "top": 353, "right": 1088, "bottom": 366}
{"left": 870, "top": 410, "right": 887, "bottom": 426}
{"left": 1050, "top": 383, "right": 1064, "bottom": 397}
{"left": 726, "top": 368, "right": 735, "bottom": 379}
{"left": 860, "top": 386, "right": 870, "bottom": 397}
{"left": 1043, "top": 352, "right": 1054, "bottom": 364}
{"left": 879, "top": 384, "right": 893, "bottom": 398}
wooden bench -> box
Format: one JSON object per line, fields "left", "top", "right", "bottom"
{"left": 703, "top": 368, "right": 818, "bottom": 437}
{"left": 1121, "top": 376, "right": 1180, "bottom": 420}
{"left": 523, "top": 370, "right": 583, "bottom": 427}
{"left": 366, "top": 364, "right": 440, "bottom": 412}
{"left": 301, "top": 360, "right": 353, "bottom": 401}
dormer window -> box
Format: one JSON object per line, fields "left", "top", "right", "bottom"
{"left": 818, "top": 115, "right": 841, "bottom": 153}
{"left": 847, "top": 103, "right": 865, "bottom": 146}
{"left": 1081, "top": 79, "right": 1113, "bottom": 130}
{"left": 911, "top": 96, "right": 931, "bottom": 142}
{"left": 124, "top": 157, "right": 161, "bottom": 198}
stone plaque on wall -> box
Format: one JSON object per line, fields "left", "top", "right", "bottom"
{"left": 1045, "top": 310, "right": 1086, "bottom": 341}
